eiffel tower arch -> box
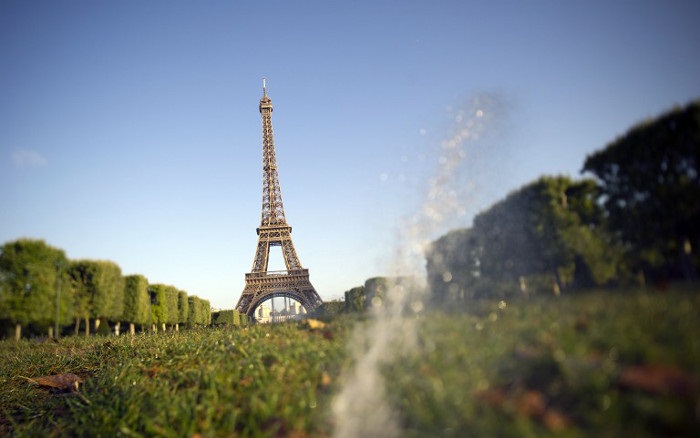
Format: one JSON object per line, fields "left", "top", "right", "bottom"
{"left": 235, "top": 80, "right": 323, "bottom": 318}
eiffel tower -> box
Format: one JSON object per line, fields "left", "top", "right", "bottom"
{"left": 235, "top": 80, "right": 323, "bottom": 318}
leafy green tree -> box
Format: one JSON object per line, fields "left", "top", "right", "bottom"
{"left": 364, "top": 277, "right": 389, "bottom": 308}
{"left": 212, "top": 310, "right": 235, "bottom": 325}
{"left": 311, "top": 300, "right": 344, "bottom": 319}
{"left": 344, "top": 286, "right": 366, "bottom": 313}
{"left": 187, "top": 296, "right": 199, "bottom": 326}
{"left": 122, "top": 275, "right": 151, "bottom": 335}
{"left": 177, "top": 290, "right": 189, "bottom": 331}
{"left": 426, "top": 228, "right": 482, "bottom": 303}
{"left": 163, "top": 286, "right": 179, "bottom": 329}
{"left": 559, "top": 179, "right": 621, "bottom": 287}
{"left": 149, "top": 284, "right": 169, "bottom": 332}
{"left": 201, "top": 299, "right": 211, "bottom": 326}
{"left": 583, "top": 100, "right": 700, "bottom": 283}
{"left": 473, "top": 178, "right": 563, "bottom": 295}
{"left": 474, "top": 177, "right": 619, "bottom": 294}
{"left": 69, "top": 260, "right": 91, "bottom": 335}
{"left": 188, "top": 295, "right": 201, "bottom": 326}
{"left": 68, "top": 260, "right": 124, "bottom": 335}
{"left": 0, "top": 239, "right": 71, "bottom": 340}
{"left": 427, "top": 176, "right": 620, "bottom": 302}
{"left": 237, "top": 310, "right": 250, "bottom": 326}
{"left": 186, "top": 296, "right": 212, "bottom": 326}
{"left": 475, "top": 176, "right": 619, "bottom": 295}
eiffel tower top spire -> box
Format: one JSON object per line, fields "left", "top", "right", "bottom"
{"left": 258, "top": 78, "right": 286, "bottom": 227}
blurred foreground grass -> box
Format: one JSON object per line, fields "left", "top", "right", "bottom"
{"left": 1, "top": 288, "right": 699, "bottom": 437}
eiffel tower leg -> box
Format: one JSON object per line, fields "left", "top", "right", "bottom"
{"left": 251, "top": 239, "right": 270, "bottom": 273}
{"left": 280, "top": 235, "right": 302, "bottom": 270}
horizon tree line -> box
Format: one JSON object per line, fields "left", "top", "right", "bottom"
{"left": 425, "top": 99, "right": 699, "bottom": 303}
{"left": 339, "top": 99, "right": 698, "bottom": 310}
{"left": 0, "top": 239, "right": 211, "bottom": 340}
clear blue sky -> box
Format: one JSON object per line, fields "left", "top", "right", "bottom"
{"left": 2, "top": 1, "right": 699, "bottom": 309}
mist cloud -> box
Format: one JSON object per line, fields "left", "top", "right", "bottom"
{"left": 11, "top": 149, "right": 48, "bottom": 168}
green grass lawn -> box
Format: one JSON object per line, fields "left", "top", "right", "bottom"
{"left": 1, "top": 288, "right": 699, "bottom": 437}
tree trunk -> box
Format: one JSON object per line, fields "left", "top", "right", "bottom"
{"left": 15, "top": 323, "right": 21, "bottom": 341}
{"left": 551, "top": 269, "right": 562, "bottom": 297}
{"left": 636, "top": 270, "right": 647, "bottom": 288}
{"left": 84, "top": 317, "right": 89, "bottom": 337}
{"left": 161, "top": 323, "right": 166, "bottom": 332}
{"left": 74, "top": 317, "right": 80, "bottom": 335}
{"left": 94, "top": 318, "right": 101, "bottom": 333}
{"left": 152, "top": 323, "right": 157, "bottom": 333}
{"left": 175, "top": 323, "right": 179, "bottom": 332}
{"left": 680, "top": 237, "right": 697, "bottom": 281}
{"left": 552, "top": 282, "right": 561, "bottom": 296}
{"left": 129, "top": 323, "right": 135, "bottom": 336}
{"left": 48, "top": 326, "right": 54, "bottom": 339}
{"left": 519, "top": 276, "right": 529, "bottom": 299}
{"left": 114, "top": 323, "right": 120, "bottom": 336}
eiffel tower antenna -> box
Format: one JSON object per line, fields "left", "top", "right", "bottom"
{"left": 235, "top": 80, "right": 323, "bottom": 319}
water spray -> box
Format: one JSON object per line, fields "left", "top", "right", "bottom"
{"left": 332, "top": 94, "right": 505, "bottom": 437}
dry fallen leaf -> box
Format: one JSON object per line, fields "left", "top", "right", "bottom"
{"left": 24, "top": 373, "right": 83, "bottom": 391}
{"left": 543, "top": 409, "right": 571, "bottom": 432}
{"left": 474, "top": 388, "right": 507, "bottom": 408}
{"left": 144, "top": 365, "right": 166, "bottom": 378}
{"left": 304, "top": 319, "right": 326, "bottom": 330}
{"left": 475, "top": 387, "right": 572, "bottom": 431}
{"left": 618, "top": 364, "right": 698, "bottom": 398}
{"left": 321, "top": 371, "right": 332, "bottom": 387}
{"left": 515, "top": 390, "right": 547, "bottom": 418}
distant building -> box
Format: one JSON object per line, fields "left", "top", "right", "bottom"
{"left": 256, "top": 304, "right": 272, "bottom": 323}
{"left": 287, "top": 301, "right": 307, "bottom": 318}
{"left": 256, "top": 300, "right": 307, "bottom": 324}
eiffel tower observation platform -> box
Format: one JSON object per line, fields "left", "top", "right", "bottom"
{"left": 237, "top": 269, "right": 322, "bottom": 318}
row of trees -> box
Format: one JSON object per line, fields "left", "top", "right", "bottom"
{"left": 426, "top": 99, "right": 699, "bottom": 302}
{"left": 0, "top": 239, "right": 211, "bottom": 340}
{"left": 339, "top": 277, "right": 401, "bottom": 315}
{"left": 211, "top": 309, "right": 251, "bottom": 326}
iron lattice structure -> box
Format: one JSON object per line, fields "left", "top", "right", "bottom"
{"left": 235, "top": 81, "right": 323, "bottom": 317}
